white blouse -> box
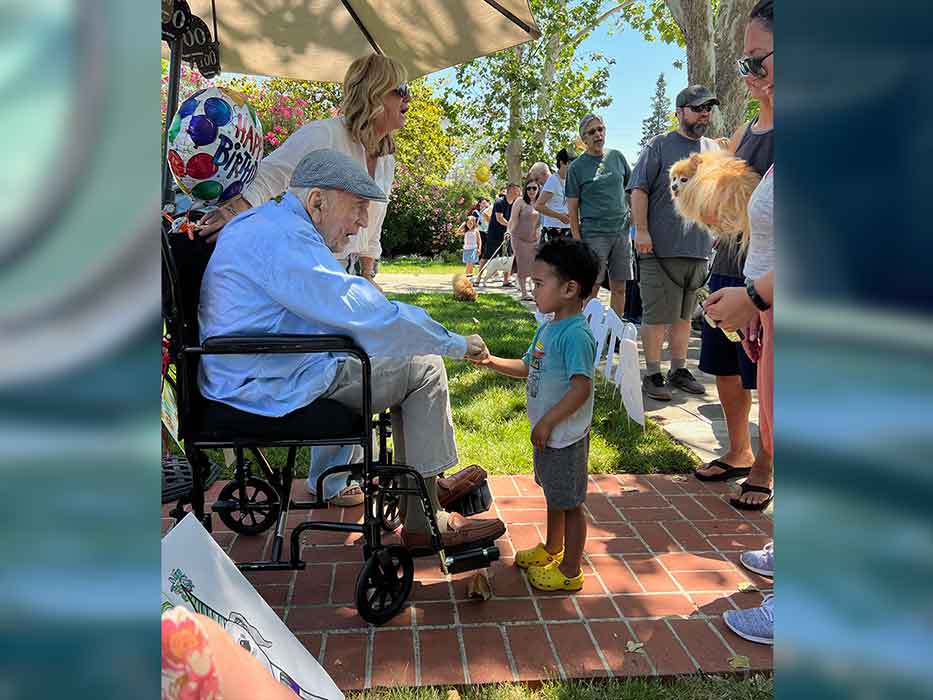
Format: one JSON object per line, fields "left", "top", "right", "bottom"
{"left": 242, "top": 117, "right": 395, "bottom": 260}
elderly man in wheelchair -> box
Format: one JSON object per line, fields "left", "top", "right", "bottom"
{"left": 197, "top": 148, "right": 506, "bottom": 560}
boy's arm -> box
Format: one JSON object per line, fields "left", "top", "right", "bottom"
{"left": 531, "top": 374, "right": 592, "bottom": 449}
{"left": 472, "top": 355, "right": 529, "bottom": 379}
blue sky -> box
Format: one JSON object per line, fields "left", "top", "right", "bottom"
{"left": 430, "top": 22, "right": 688, "bottom": 164}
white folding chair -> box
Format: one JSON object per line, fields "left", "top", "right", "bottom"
{"left": 600, "top": 309, "right": 645, "bottom": 428}
{"left": 583, "top": 298, "right": 607, "bottom": 368}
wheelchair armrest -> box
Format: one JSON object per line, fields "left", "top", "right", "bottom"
{"left": 196, "top": 334, "right": 365, "bottom": 357}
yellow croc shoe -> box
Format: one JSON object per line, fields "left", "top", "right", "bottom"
{"left": 514, "top": 543, "right": 564, "bottom": 570}
{"left": 527, "top": 564, "right": 584, "bottom": 592}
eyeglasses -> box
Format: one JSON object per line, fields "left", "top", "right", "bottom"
{"left": 392, "top": 83, "right": 411, "bottom": 100}
{"left": 737, "top": 51, "right": 773, "bottom": 78}
{"left": 585, "top": 125, "right": 605, "bottom": 136}
{"left": 687, "top": 103, "right": 715, "bottom": 114}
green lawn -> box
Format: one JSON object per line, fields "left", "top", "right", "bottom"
{"left": 346, "top": 675, "right": 773, "bottom": 700}
{"left": 380, "top": 256, "right": 464, "bottom": 276}
{"left": 208, "top": 293, "right": 696, "bottom": 477}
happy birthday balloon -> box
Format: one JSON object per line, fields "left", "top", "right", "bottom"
{"left": 475, "top": 164, "right": 491, "bottom": 183}
{"left": 166, "top": 86, "right": 264, "bottom": 204}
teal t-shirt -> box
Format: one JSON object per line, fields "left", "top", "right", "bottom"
{"left": 565, "top": 149, "right": 632, "bottom": 237}
{"left": 522, "top": 314, "right": 596, "bottom": 448}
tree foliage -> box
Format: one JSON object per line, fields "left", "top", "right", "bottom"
{"left": 449, "top": 0, "right": 618, "bottom": 183}
{"left": 639, "top": 72, "right": 672, "bottom": 149}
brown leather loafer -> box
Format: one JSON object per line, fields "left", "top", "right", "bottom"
{"left": 437, "top": 464, "right": 488, "bottom": 509}
{"left": 401, "top": 512, "right": 506, "bottom": 551}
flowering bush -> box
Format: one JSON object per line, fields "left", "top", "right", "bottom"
{"left": 382, "top": 165, "right": 460, "bottom": 257}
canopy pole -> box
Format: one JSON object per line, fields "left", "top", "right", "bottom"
{"left": 162, "top": 33, "right": 184, "bottom": 208}
{"left": 340, "top": 0, "right": 383, "bottom": 54}
{"left": 481, "top": 0, "right": 541, "bottom": 37}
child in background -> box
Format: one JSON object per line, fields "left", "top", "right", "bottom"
{"left": 459, "top": 213, "right": 481, "bottom": 276}
{"left": 471, "top": 239, "right": 599, "bottom": 591}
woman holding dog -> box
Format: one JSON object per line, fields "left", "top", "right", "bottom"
{"left": 703, "top": 0, "right": 774, "bottom": 647}
{"left": 694, "top": 7, "right": 774, "bottom": 490}
{"left": 509, "top": 179, "right": 542, "bottom": 300}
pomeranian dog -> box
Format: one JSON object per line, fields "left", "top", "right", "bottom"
{"left": 452, "top": 273, "right": 477, "bottom": 302}
{"left": 669, "top": 151, "right": 761, "bottom": 246}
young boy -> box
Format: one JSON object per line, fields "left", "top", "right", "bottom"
{"left": 472, "top": 238, "right": 599, "bottom": 591}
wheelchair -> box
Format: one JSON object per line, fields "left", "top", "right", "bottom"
{"left": 161, "top": 222, "right": 499, "bottom": 625}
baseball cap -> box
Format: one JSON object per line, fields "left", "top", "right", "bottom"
{"left": 289, "top": 148, "right": 387, "bottom": 202}
{"left": 675, "top": 85, "right": 720, "bottom": 108}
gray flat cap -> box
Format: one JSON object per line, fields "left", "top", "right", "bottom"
{"left": 579, "top": 113, "right": 602, "bottom": 138}
{"left": 289, "top": 148, "right": 387, "bottom": 202}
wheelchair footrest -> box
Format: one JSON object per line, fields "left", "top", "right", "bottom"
{"left": 442, "top": 542, "right": 500, "bottom": 574}
{"left": 443, "top": 480, "right": 493, "bottom": 517}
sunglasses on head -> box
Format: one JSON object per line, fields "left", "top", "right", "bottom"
{"left": 585, "top": 125, "right": 605, "bottom": 136}
{"left": 686, "top": 103, "right": 715, "bottom": 114}
{"left": 737, "top": 51, "right": 773, "bottom": 78}
{"left": 392, "top": 83, "right": 411, "bottom": 99}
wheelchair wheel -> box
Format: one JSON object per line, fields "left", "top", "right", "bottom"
{"left": 377, "top": 477, "right": 402, "bottom": 532}
{"left": 355, "top": 545, "right": 413, "bottom": 625}
{"left": 216, "top": 477, "right": 280, "bottom": 535}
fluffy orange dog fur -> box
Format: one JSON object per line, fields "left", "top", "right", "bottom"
{"left": 452, "top": 273, "right": 477, "bottom": 302}
{"left": 669, "top": 151, "right": 761, "bottom": 247}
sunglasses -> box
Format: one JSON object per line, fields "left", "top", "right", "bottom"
{"left": 585, "top": 125, "right": 605, "bottom": 136}
{"left": 526, "top": 185, "right": 539, "bottom": 191}
{"left": 392, "top": 83, "right": 411, "bottom": 100}
{"left": 737, "top": 51, "right": 773, "bottom": 78}
{"left": 686, "top": 103, "right": 715, "bottom": 114}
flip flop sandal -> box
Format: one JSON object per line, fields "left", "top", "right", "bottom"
{"left": 694, "top": 459, "right": 753, "bottom": 482}
{"left": 527, "top": 563, "right": 584, "bottom": 592}
{"left": 730, "top": 483, "right": 773, "bottom": 511}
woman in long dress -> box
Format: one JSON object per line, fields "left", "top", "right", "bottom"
{"left": 508, "top": 179, "right": 541, "bottom": 300}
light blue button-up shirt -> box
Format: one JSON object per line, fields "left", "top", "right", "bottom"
{"left": 198, "top": 193, "right": 468, "bottom": 417}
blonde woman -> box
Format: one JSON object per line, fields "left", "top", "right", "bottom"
{"left": 199, "top": 53, "right": 410, "bottom": 287}
{"left": 198, "top": 54, "right": 410, "bottom": 508}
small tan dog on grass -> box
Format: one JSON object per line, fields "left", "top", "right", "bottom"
{"left": 452, "top": 273, "right": 477, "bottom": 302}
{"left": 669, "top": 150, "right": 761, "bottom": 245}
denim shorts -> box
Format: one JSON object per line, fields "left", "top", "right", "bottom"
{"left": 698, "top": 273, "right": 758, "bottom": 389}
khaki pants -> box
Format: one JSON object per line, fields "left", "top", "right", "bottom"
{"left": 321, "top": 355, "right": 457, "bottom": 533}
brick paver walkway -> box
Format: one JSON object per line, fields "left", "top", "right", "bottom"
{"left": 171, "top": 473, "right": 773, "bottom": 691}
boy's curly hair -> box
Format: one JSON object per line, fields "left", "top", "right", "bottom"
{"left": 535, "top": 238, "right": 600, "bottom": 300}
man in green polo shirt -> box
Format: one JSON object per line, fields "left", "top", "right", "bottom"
{"left": 565, "top": 114, "right": 633, "bottom": 319}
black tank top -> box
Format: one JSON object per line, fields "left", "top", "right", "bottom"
{"left": 710, "top": 118, "right": 775, "bottom": 277}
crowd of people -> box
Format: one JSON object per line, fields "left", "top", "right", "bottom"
{"left": 167, "top": 0, "right": 775, "bottom": 694}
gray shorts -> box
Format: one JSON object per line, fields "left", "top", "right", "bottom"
{"left": 584, "top": 234, "right": 633, "bottom": 284}
{"left": 638, "top": 256, "right": 709, "bottom": 325}
{"left": 533, "top": 434, "right": 590, "bottom": 511}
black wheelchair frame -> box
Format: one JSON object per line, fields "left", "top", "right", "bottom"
{"left": 161, "top": 225, "right": 498, "bottom": 624}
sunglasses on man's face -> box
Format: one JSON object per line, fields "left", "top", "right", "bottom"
{"left": 392, "top": 83, "right": 411, "bottom": 100}
{"left": 737, "top": 51, "right": 773, "bottom": 78}
{"left": 687, "top": 103, "right": 715, "bottom": 114}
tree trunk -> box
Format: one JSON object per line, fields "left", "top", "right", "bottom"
{"left": 665, "top": 0, "right": 720, "bottom": 134}
{"left": 506, "top": 45, "right": 525, "bottom": 184}
{"left": 713, "top": 0, "right": 755, "bottom": 137}
{"left": 534, "top": 33, "right": 560, "bottom": 150}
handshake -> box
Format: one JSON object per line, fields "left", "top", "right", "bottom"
{"left": 464, "top": 334, "right": 490, "bottom": 363}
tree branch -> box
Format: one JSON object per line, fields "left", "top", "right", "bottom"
{"left": 568, "top": 0, "right": 638, "bottom": 47}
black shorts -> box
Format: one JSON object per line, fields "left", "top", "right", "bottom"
{"left": 541, "top": 227, "right": 571, "bottom": 243}
{"left": 485, "top": 232, "right": 505, "bottom": 258}
{"left": 698, "top": 273, "right": 757, "bottom": 389}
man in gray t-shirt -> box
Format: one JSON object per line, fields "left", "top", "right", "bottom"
{"left": 626, "top": 85, "right": 716, "bottom": 401}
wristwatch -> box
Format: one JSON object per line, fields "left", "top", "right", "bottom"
{"left": 745, "top": 278, "right": 771, "bottom": 311}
